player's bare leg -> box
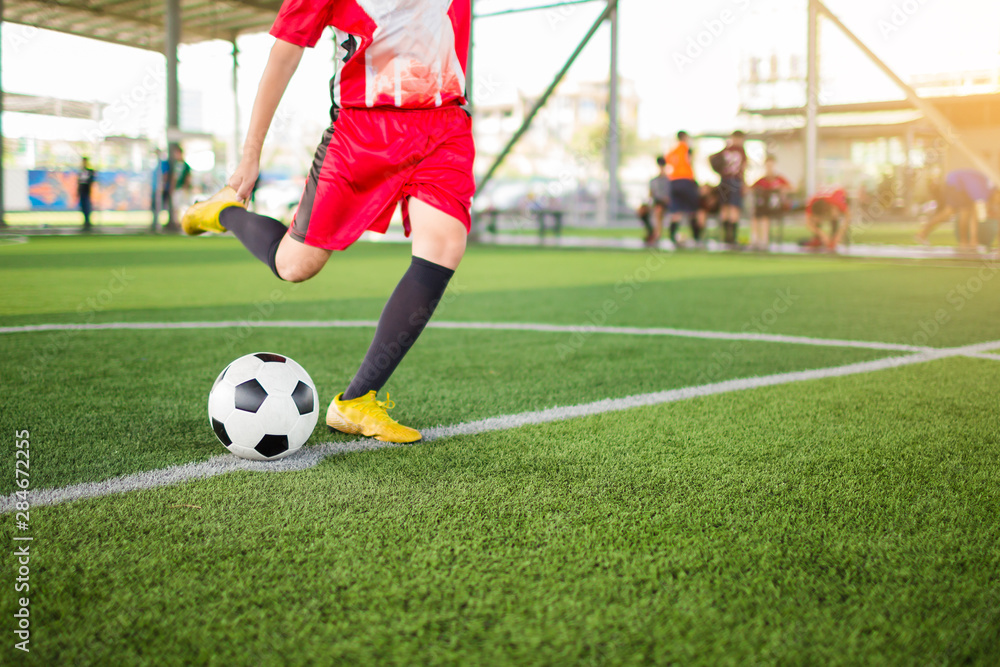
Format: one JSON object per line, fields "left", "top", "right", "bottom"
{"left": 651, "top": 204, "right": 664, "bottom": 244}
{"left": 752, "top": 215, "right": 770, "bottom": 249}
{"left": 327, "top": 196, "right": 466, "bottom": 443}
{"left": 970, "top": 203, "right": 983, "bottom": 249}
{"left": 274, "top": 235, "right": 332, "bottom": 283}
{"left": 806, "top": 213, "right": 830, "bottom": 248}
{"left": 409, "top": 196, "right": 467, "bottom": 269}
{"left": 830, "top": 217, "right": 848, "bottom": 251}
{"left": 956, "top": 209, "right": 971, "bottom": 251}
{"left": 917, "top": 206, "right": 953, "bottom": 245}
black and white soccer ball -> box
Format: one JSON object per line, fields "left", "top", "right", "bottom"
{"left": 208, "top": 352, "right": 319, "bottom": 460}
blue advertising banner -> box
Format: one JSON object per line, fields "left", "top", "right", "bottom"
{"left": 27, "top": 170, "right": 153, "bottom": 212}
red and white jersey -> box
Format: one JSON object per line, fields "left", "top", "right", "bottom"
{"left": 270, "top": 0, "right": 470, "bottom": 110}
{"left": 807, "top": 187, "right": 849, "bottom": 215}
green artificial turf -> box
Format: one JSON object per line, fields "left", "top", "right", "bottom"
{"left": 2, "top": 358, "right": 998, "bottom": 665}
{"left": 0, "top": 327, "right": 887, "bottom": 494}
{"left": 2, "top": 235, "right": 1000, "bottom": 665}
{"left": 3, "top": 237, "right": 1000, "bottom": 349}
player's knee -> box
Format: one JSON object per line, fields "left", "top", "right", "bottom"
{"left": 427, "top": 229, "right": 467, "bottom": 267}
{"left": 442, "top": 236, "right": 467, "bottom": 267}
{"left": 275, "top": 259, "right": 317, "bottom": 283}
{"left": 444, "top": 230, "right": 467, "bottom": 256}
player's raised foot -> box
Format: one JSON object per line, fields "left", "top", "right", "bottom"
{"left": 181, "top": 186, "right": 244, "bottom": 235}
{"left": 326, "top": 391, "right": 422, "bottom": 443}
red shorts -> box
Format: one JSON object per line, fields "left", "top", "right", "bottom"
{"left": 289, "top": 106, "right": 476, "bottom": 250}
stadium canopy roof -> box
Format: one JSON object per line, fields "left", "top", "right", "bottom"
{"left": 5, "top": 92, "right": 107, "bottom": 120}
{"left": 742, "top": 93, "right": 1000, "bottom": 128}
{"left": 4, "top": 0, "right": 283, "bottom": 52}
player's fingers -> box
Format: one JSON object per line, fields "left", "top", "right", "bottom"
{"left": 238, "top": 180, "right": 257, "bottom": 202}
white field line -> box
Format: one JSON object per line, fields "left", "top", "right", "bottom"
{"left": 965, "top": 352, "right": 1000, "bottom": 362}
{"left": 0, "top": 319, "right": 931, "bottom": 353}
{"left": 5, "top": 338, "right": 999, "bottom": 514}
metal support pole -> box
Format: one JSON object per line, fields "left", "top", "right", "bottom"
{"left": 478, "top": 0, "right": 615, "bottom": 192}
{"left": 232, "top": 38, "right": 241, "bottom": 171}
{"left": 165, "top": 0, "right": 181, "bottom": 231}
{"left": 904, "top": 125, "right": 915, "bottom": 214}
{"left": 817, "top": 1, "right": 1000, "bottom": 187}
{"left": 805, "top": 0, "right": 819, "bottom": 198}
{"left": 607, "top": 0, "right": 620, "bottom": 222}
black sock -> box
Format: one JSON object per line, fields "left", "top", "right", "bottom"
{"left": 723, "top": 220, "right": 736, "bottom": 244}
{"left": 640, "top": 212, "right": 653, "bottom": 236}
{"left": 669, "top": 221, "right": 679, "bottom": 242}
{"left": 343, "top": 256, "right": 454, "bottom": 400}
{"left": 220, "top": 206, "right": 288, "bottom": 279}
{"left": 689, "top": 216, "right": 701, "bottom": 240}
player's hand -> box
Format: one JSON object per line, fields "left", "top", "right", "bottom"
{"left": 228, "top": 159, "right": 260, "bottom": 201}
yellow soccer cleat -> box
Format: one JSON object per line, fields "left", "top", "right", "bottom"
{"left": 181, "top": 186, "right": 244, "bottom": 236}
{"left": 326, "top": 391, "right": 422, "bottom": 443}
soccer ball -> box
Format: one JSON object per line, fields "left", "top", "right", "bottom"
{"left": 208, "top": 352, "right": 319, "bottom": 460}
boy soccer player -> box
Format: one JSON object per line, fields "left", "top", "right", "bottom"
{"left": 750, "top": 155, "right": 791, "bottom": 249}
{"left": 916, "top": 169, "right": 994, "bottom": 250}
{"left": 665, "top": 131, "right": 703, "bottom": 245}
{"left": 712, "top": 130, "right": 748, "bottom": 246}
{"left": 181, "top": 0, "right": 475, "bottom": 444}
{"left": 645, "top": 156, "right": 671, "bottom": 245}
{"left": 804, "top": 186, "right": 849, "bottom": 251}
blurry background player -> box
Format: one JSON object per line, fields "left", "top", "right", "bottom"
{"left": 77, "top": 156, "right": 96, "bottom": 232}
{"left": 643, "top": 155, "right": 671, "bottom": 245}
{"left": 665, "top": 131, "right": 703, "bottom": 245}
{"left": 804, "top": 186, "right": 849, "bottom": 251}
{"left": 711, "top": 130, "right": 748, "bottom": 246}
{"left": 156, "top": 146, "right": 191, "bottom": 229}
{"left": 750, "top": 155, "right": 791, "bottom": 250}
{"left": 169, "top": 146, "right": 192, "bottom": 214}
{"left": 916, "top": 169, "right": 994, "bottom": 251}
{"left": 697, "top": 183, "right": 720, "bottom": 238}
{"left": 987, "top": 189, "right": 1000, "bottom": 253}
{"left": 181, "top": 0, "right": 474, "bottom": 445}
{"left": 635, "top": 202, "right": 654, "bottom": 243}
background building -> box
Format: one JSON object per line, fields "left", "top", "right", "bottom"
{"left": 739, "top": 55, "right": 1000, "bottom": 213}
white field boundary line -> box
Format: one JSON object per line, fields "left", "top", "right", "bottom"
{"left": 965, "top": 352, "right": 1000, "bottom": 362}
{"left": 4, "top": 338, "right": 999, "bottom": 514}
{"left": 0, "top": 319, "right": 931, "bottom": 353}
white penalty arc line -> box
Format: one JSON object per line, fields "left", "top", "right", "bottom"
{"left": 5, "top": 339, "right": 999, "bottom": 514}
{"left": 0, "top": 319, "right": 930, "bottom": 353}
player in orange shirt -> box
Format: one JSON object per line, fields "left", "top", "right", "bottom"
{"left": 664, "top": 131, "right": 703, "bottom": 245}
